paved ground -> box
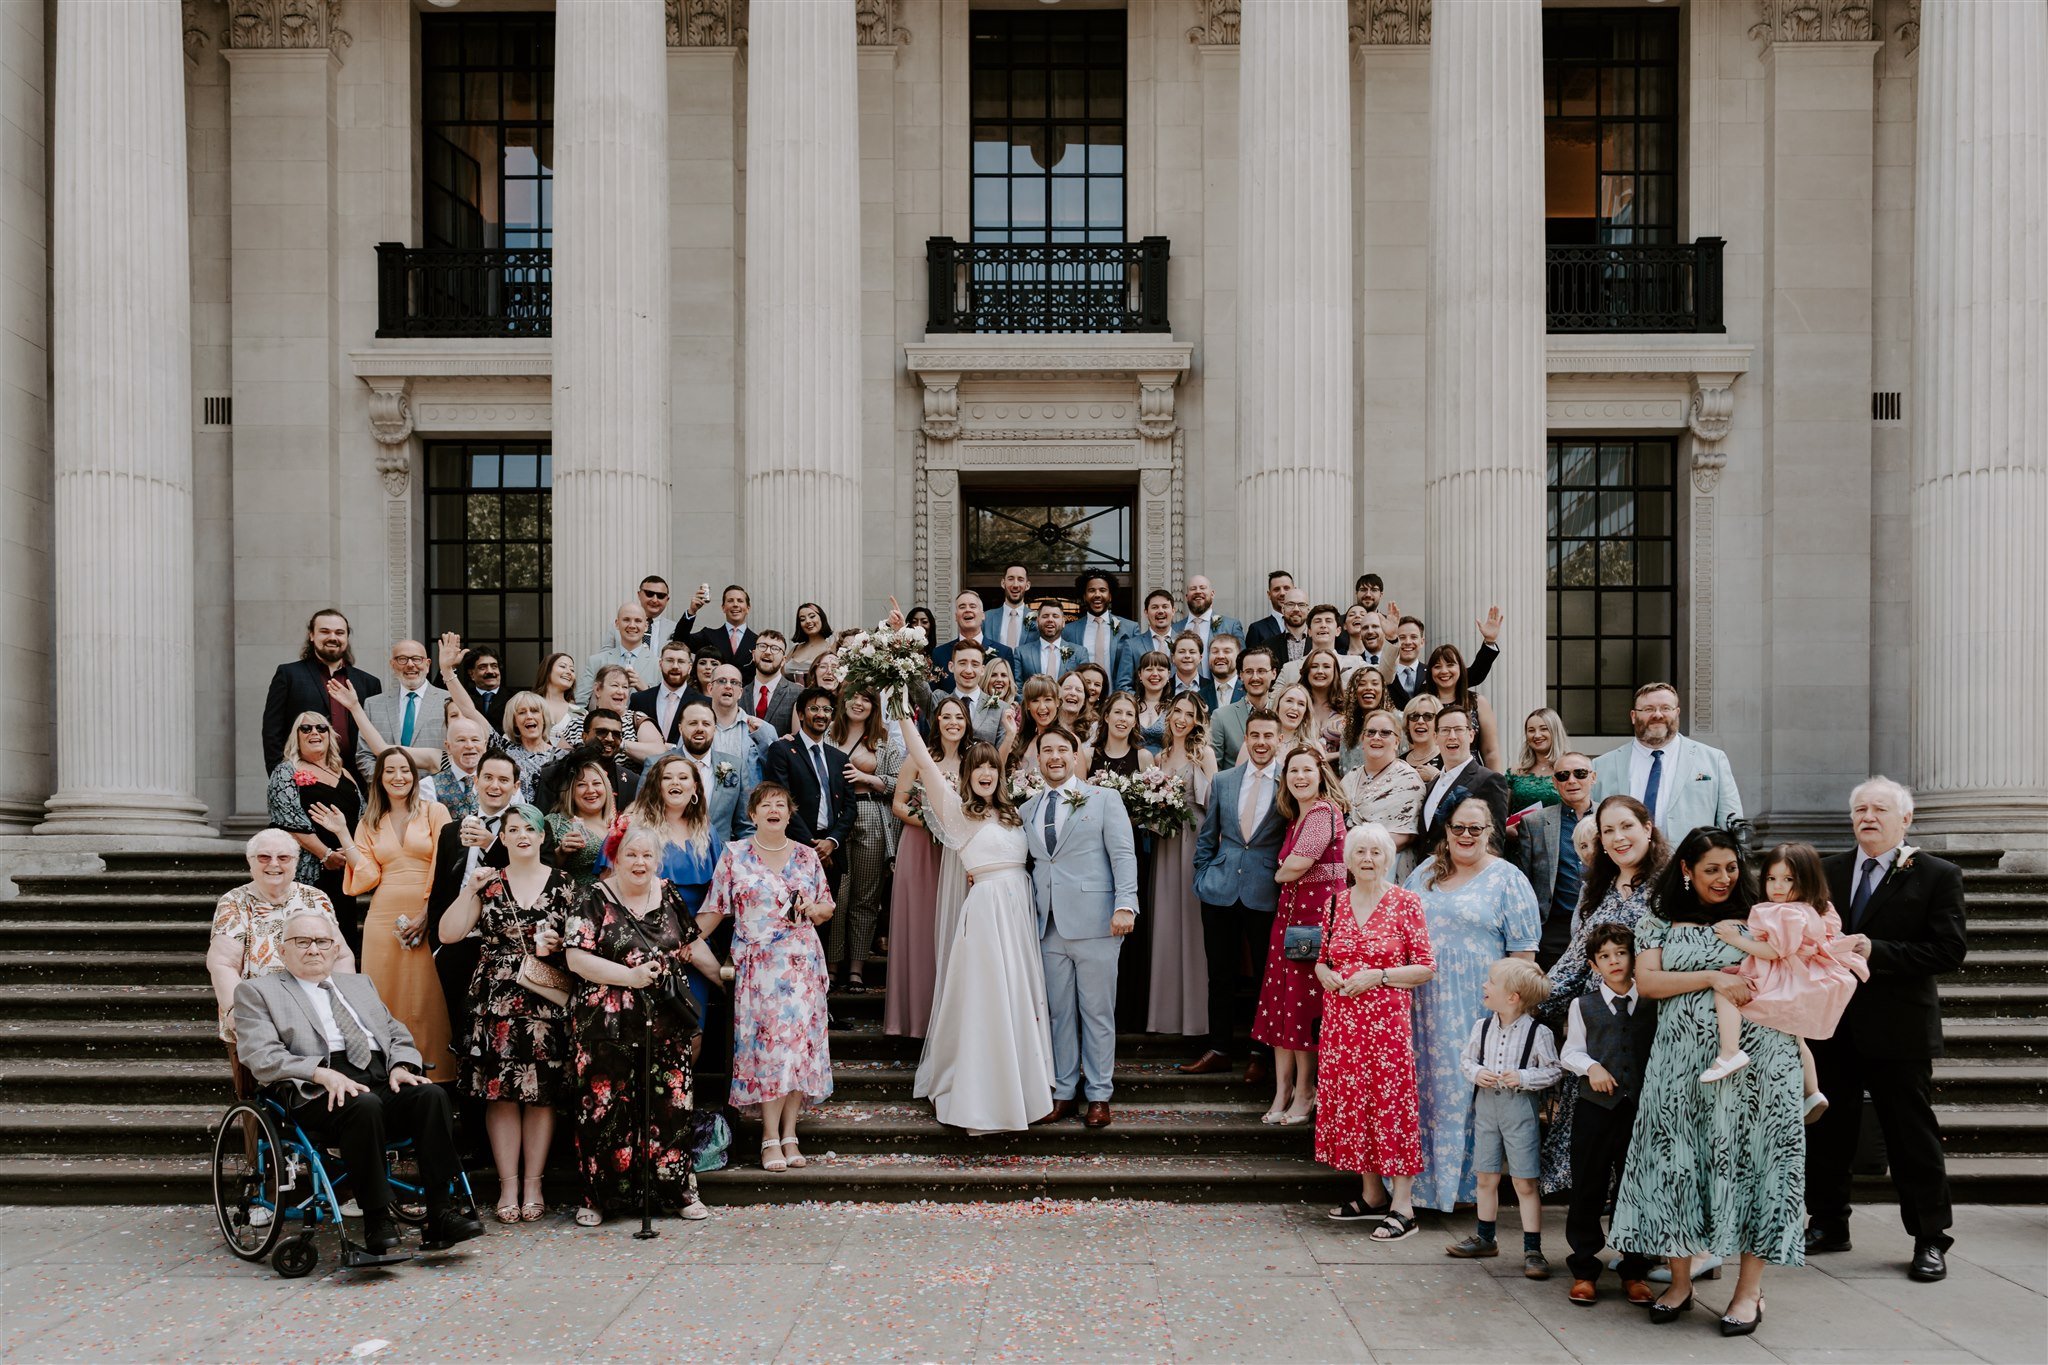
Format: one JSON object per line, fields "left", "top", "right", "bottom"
{"left": 1, "top": 1201, "right": 2042, "bottom": 1363}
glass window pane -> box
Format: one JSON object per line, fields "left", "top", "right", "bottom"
{"left": 1638, "top": 592, "right": 1673, "bottom": 636}
{"left": 1011, "top": 69, "right": 1046, "bottom": 119}
{"left": 1598, "top": 445, "right": 1632, "bottom": 486}
{"left": 1558, "top": 690, "right": 1596, "bottom": 736}
{"left": 1638, "top": 66, "right": 1675, "bottom": 116}
{"left": 1088, "top": 178, "right": 1123, "bottom": 228}
{"left": 1559, "top": 590, "right": 1595, "bottom": 636}
{"left": 1051, "top": 178, "right": 1084, "bottom": 228}
{"left": 1089, "top": 140, "right": 1124, "bottom": 174}
{"left": 1635, "top": 639, "right": 1673, "bottom": 682}
{"left": 1011, "top": 179, "right": 1046, "bottom": 228}
{"left": 1599, "top": 590, "right": 1635, "bottom": 636}
{"left": 1052, "top": 69, "right": 1085, "bottom": 120}
{"left": 464, "top": 72, "right": 500, "bottom": 122}
{"left": 971, "top": 68, "right": 1007, "bottom": 119}
{"left": 1555, "top": 66, "right": 1596, "bottom": 116}
{"left": 1600, "top": 67, "right": 1635, "bottom": 117}
{"left": 1088, "top": 68, "right": 1124, "bottom": 119}
{"left": 1558, "top": 540, "right": 1596, "bottom": 587}
{"left": 1601, "top": 122, "right": 1634, "bottom": 172}
{"left": 1560, "top": 443, "right": 1597, "bottom": 486}
{"left": 973, "top": 177, "right": 1009, "bottom": 228}
{"left": 1049, "top": 126, "right": 1087, "bottom": 174}
{"left": 1597, "top": 540, "right": 1634, "bottom": 586}
{"left": 974, "top": 127, "right": 1009, "bottom": 172}
{"left": 1560, "top": 639, "right": 1596, "bottom": 685}
{"left": 466, "top": 493, "right": 501, "bottom": 540}
{"left": 1598, "top": 689, "right": 1634, "bottom": 735}
{"left": 425, "top": 73, "right": 460, "bottom": 123}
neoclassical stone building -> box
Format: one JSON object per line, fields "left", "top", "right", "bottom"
{"left": 0, "top": 0, "right": 2041, "bottom": 852}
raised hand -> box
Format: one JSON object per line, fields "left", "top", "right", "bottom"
{"left": 325, "top": 677, "right": 361, "bottom": 713}
{"left": 1477, "top": 606, "right": 1504, "bottom": 645}
{"left": 307, "top": 802, "right": 351, "bottom": 838}
{"left": 438, "top": 631, "right": 464, "bottom": 676}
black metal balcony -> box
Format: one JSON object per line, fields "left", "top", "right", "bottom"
{"left": 1546, "top": 237, "right": 1724, "bottom": 334}
{"left": 375, "top": 243, "right": 552, "bottom": 338}
{"left": 926, "top": 237, "right": 1171, "bottom": 334}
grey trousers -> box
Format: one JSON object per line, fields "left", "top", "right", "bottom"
{"left": 829, "top": 799, "right": 890, "bottom": 977}
{"left": 1041, "top": 924, "right": 1122, "bottom": 1102}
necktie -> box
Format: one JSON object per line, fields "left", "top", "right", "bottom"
{"left": 1004, "top": 607, "right": 1020, "bottom": 649}
{"left": 811, "top": 742, "right": 831, "bottom": 826}
{"left": 1239, "top": 769, "right": 1261, "bottom": 841}
{"left": 1611, "top": 993, "right": 1630, "bottom": 1018}
{"left": 1849, "top": 856, "right": 1881, "bottom": 927}
{"left": 1091, "top": 618, "right": 1107, "bottom": 664}
{"left": 729, "top": 625, "right": 742, "bottom": 654}
{"left": 1642, "top": 748, "right": 1665, "bottom": 822}
{"left": 1400, "top": 664, "right": 1415, "bottom": 694}
{"left": 320, "top": 980, "right": 374, "bottom": 1068}
{"left": 756, "top": 684, "right": 770, "bottom": 719}
{"left": 399, "top": 690, "right": 418, "bottom": 745}
{"left": 1042, "top": 790, "right": 1059, "bottom": 854}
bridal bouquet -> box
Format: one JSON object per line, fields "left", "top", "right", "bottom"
{"left": 839, "top": 618, "right": 929, "bottom": 719}
{"left": 1008, "top": 770, "right": 1049, "bottom": 805}
{"left": 1095, "top": 767, "right": 1196, "bottom": 839}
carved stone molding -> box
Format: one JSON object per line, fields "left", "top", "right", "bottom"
{"left": 223, "top": 0, "right": 352, "bottom": 53}
{"left": 1689, "top": 379, "right": 1736, "bottom": 447}
{"left": 905, "top": 339, "right": 1196, "bottom": 379}
{"left": 1187, "top": 0, "right": 1240, "bottom": 46}
{"left": 667, "top": 0, "right": 746, "bottom": 49}
{"left": 1137, "top": 374, "right": 1178, "bottom": 439}
{"left": 855, "top": 0, "right": 907, "bottom": 47}
{"left": 373, "top": 444, "right": 410, "bottom": 499}
{"left": 1690, "top": 489, "right": 1718, "bottom": 730}
{"left": 919, "top": 374, "right": 960, "bottom": 441}
{"left": 352, "top": 348, "right": 551, "bottom": 440}
{"left": 366, "top": 377, "right": 412, "bottom": 449}
{"left": 1895, "top": 0, "right": 1920, "bottom": 55}
{"left": 1749, "top": 0, "right": 1875, "bottom": 47}
{"left": 1351, "top": 0, "right": 1431, "bottom": 47}
{"left": 183, "top": 1, "right": 213, "bottom": 62}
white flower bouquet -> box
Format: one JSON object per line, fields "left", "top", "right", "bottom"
{"left": 1095, "top": 766, "right": 1196, "bottom": 838}
{"left": 839, "top": 618, "right": 930, "bottom": 719}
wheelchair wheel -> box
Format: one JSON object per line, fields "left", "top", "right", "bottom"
{"left": 273, "top": 1236, "right": 319, "bottom": 1279}
{"left": 213, "top": 1102, "right": 286, "bottom": 1262}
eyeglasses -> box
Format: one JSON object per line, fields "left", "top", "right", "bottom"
{"left": 1556, "top": 767, "right": 1594, "bottom": 781}
{"left": 283, "top": 936, "right": 334, "bottom": 949}
{"left": 297, "top": 723, "right": 329, "bottom": 734}
{"left": 1448, "top": 824, "right": 1491, "bottom": 837}
{"left": 588, "top": 729, "right": 624, "bottom": 742}
{"left": 252, "top": 854, "right": 296, "bottom": 864}
{"left": 392, "top": 655, "right": 428, "bottom": 666}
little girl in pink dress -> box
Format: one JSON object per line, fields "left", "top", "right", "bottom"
{"left": 1700, "top": 843, "right": 1868, "bottom": 1121}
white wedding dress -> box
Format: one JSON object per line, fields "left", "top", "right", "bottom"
{"left": 911, "top": 782, "right": 1056, "bottom": 1134}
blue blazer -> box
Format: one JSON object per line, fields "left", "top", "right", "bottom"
{"left": 1013, "top": 635, "right": 1090, "bottom": 681}
{"left": 929, "top": 635, "right": 1018, "bottom": 679}
{"left": 1174, "top": 613, "right": 1248, "bottom": 653}
{"left": 1192, "top": 763, "right": 1289, "bottom": 912}
{"left": 1061, "top": 614, "right": 1141, "bottom": 662}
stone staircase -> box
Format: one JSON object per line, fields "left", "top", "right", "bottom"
{"left": 0, "top": 849, "right": 2042, "bottom": 1206}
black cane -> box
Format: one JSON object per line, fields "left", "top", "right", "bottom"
{"left": 633, "top": 987, "right": 659, "bottom": 1241}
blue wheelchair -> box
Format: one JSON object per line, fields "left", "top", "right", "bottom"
{"left": 211, "top": 1094, "right": 477, "bottom": 1278}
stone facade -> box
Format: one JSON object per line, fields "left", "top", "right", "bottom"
{"left": 0, "top": 0, "right": 2041, "bottom": 849}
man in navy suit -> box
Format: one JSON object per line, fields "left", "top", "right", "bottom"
{"left": 1416, "top": 708, "right": 1512, "bottom": 856}
{"left": 1172, "top": 575, "right": 1244, "bottom": 679}
{"left": 261, "top": 609, "right": 383, "bottom": 772}
{"left": 680, "top": 584, "right": 761, "bottom": 686}
{"left": 1063, "top": 571, "right": 1139, "bottom": 673}
{"left": 759, "top": 688, "right": 856, "bottom": 875}
{"left": 1114, "top": 589, "right": 1183, "bottom": 691}
{"left": 1241, "top": 570, "right": 1296, "bottom": 655}
{"left": 1183, "top": 709, "right": 1289, "bottom": 1079}
{"left": 1198, "top": 632, "right": 1245, "bottom": 712}
{"left": 629, "top": 639, "right": 707, "bottom": 747}
{"left": 929, "top": 588, "right": 1018, "bottom": 678}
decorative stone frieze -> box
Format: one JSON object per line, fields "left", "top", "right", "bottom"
{"left": 1749, "top": 0, "right": 1875, "bottom": 47}
{"left": 666, "top": 0, "right": 745, "bottom": 49}
{"left": 1187, "top": 0, "right": 1240, "bottom": 46}
{"left": 222, "top": 0, "right": 351, "bottom": 53}
{"left": 1351, "top": 0, "right": 1431, "bottom": 46}
{"left": 855, "top": 0, "right": 906, "bottom": 47}
{"left": 919, "top": 375, "right": 960, "bottom": 441}
{"left": 1896, "top": 0, "right": 1920, "bottom": 54}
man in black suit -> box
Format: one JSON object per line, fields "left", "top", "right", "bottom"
{"left": 425, "top": 751, "right": 521, "bottom": 1065}
{"left": 1385, "top": 611, "right": 1503, "bottom": 707}
{"left": 630, "top": 638, "right": 706, "bottom": 748}
{"left": 1241, "top": 569, "right": 1295, "bottom": 655}
{"left": 1806, "top": 777, "right": 1968, "bottom": 1283}
{"left": 760, "top": 688, "right": 855, "bottom": 876}
{"left": 1415, "top": 708, "right": 1511, "bottom": 857}
{"left": 447, "top": 643, "right": 509, "bottom": 733}
{"left": 261, "top": 608, "right": 383, "bottom": 771}
{"left": 680, "top": 583, "right": 760, "bottom": 686}
{"left": 739, "top": 632, "right": 801, "bottom": 735}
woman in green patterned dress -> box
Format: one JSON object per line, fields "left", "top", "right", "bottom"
{"left": 1609, "top": 827, "right": 1805, "bottom": 1336}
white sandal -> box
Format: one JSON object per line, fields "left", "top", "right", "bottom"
{"left": 573, "top": 1206, "right": 602, "bottom": 1228}
{"left": 780, "top": 1136, "right": 808, "bottom": 1170}
{"left": 761, "top": 1139, "right": 788, "bottom": 1173}
{"left": 679, "top": 1200, "right": 711, "bottom": 1221}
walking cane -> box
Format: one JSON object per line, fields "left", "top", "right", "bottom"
{"left": 634, "top": 986, "right": 659, "bottom": 1241}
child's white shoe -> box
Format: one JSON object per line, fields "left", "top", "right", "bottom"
{"left": 1699, "top": 1050, "right": 1750, "bottom": 1083}
{"left": 1804, "top": 1091, "right": 1829, "bottom": 1124}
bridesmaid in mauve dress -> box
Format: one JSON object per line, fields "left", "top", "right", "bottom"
{"left": 1147, "top": 694, "right": 1216, "bottom": 1036}
{"left": 883, "top": 699, "right": 971, "bottom": 1039}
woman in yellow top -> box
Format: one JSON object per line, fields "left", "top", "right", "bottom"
{"left": 315, "top": 748, "right": 455, "bottom": 1079}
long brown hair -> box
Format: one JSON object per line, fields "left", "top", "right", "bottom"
{"left": 363, "top": 748, "right": 424, "bottom": 835}
{"left": 959, "top": 741, "right": 1022, "bottom": 827}
{"left": 628, "top": 753, "right": 709, "bottom": 851}
{"left": 1010, "top": 675, "right": 1062, "bottom": 766}
{"left": 1161, "top": 690, "right": 1210, "bottom": 759}
{"left": 926, "top": 695, "right": 972, "bottom": 764}
{"left": 1580, "top": 794, "right": 1671, "bottom": 908}
{"left": 830, "top": 688, "right": 888, "bottom": 754}
{"left": 1762, "top": 841, "right": 1830, "bottom": 909}
{"left": 1340, "top": 667, "right": 1389, "bottom": 751}
{"left": 1299, "top": 648, "right": 1344, "bottom": 713}
{"left": 1274, "top": 744, "right": 1349, "bottom": 825}
{"left": 535, "top": 652, "right": 576, "bottom": 699}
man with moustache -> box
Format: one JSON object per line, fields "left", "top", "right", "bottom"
{"left": 1062, "top": 571, "right": 1141, "bottom": 673}
{"left": 262, "top": 609, "right": 383, "bottom": 771}
{"left": 1588, "top": 682, "right": 1741, "bottom": 847}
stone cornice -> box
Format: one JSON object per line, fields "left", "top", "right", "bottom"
{"left": 1351, "top": 0, "right": 1431, "bottom": 47}
{"left": 1749, "top": 0, "right": 1875, "bottom": 48}
{"left": 667, "top": 0, "right": 746, "bottom": 49}
{"left": 1187, "top": 0, "right": 1239, "bottom": 46}
{"left": 905, "top": 338, "right": 1194, "bottom": 382}
{"left": 349, "top": 344, "right": 552, "bottom": 382}
{"left": 223, "top": 0, "right": 351, "bottom": 54}
{"left": 1545, "top": 337, "right": 1754, "bottom": 381}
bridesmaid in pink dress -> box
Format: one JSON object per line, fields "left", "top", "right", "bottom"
{"left": 883, "top": 698, "right": 971, "bottom": 1038}
{"left": 1251, "top": 745, "right": 1351, "bottom": 1125}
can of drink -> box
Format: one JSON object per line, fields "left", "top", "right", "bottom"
{"left": 395, "top": 914, "right": 412, "bottom": 944}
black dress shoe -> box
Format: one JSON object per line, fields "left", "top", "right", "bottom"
{"left": 1908, "top": 1243, "right": 1948, "bottom": 1282}
{"left": 1177, "top": 1050, "right": 1230, "bottom": 1075}
{"left": 419, "top": 1208, "right": 486, "bottom": 1251}
{"left": 1805, "top": 1226, "right": 1852, "bottom": 1254}
{"left": 1646, "top": 1292, "right": 1693, "bottom": 1324}
{"left": 1243, "top": 1058, "right": 1271, "bottom": 1089}
{"left": 360, "top": 1211, "right": 402, "bottom": 1255}
{"left": 1719, "top": 1297, "right": 1764, "bottom": 1337}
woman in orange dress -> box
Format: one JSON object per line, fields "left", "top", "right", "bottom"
{"left": 317, "top": 748, "right": 455, "bottom": 1079}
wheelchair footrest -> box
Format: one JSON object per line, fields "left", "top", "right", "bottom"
{"left": 339, "top": 1242, "right": 414, "bottom": 1270}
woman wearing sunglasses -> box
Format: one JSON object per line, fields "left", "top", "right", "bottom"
{"left": 265, "top": 710, "right": 366, "bottom": 951}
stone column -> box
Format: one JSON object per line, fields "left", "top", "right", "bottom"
{"left": 1424, "top": 0, "right": 1545, "bottom": 726}
{"left": 551, "top": 0, "right": 671, "bottom": 654}
{"left": 39, "top": 0, "right": 210, "bottom": 834}
{"left": 1909, "top": 0, "right": 2048, "bottom": 840}
{"left": 745, "top": 0, "right": 864, "bottom": 630}
{"left": 1236, "top": 0, "right": 1352, "bottom": 609}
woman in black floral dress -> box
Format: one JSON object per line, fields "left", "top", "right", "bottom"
{"left": 438, "top": 804, "right": 572, "bottom": 1224}
{"left": 564, "top": 825, "right": 723, "bottom": 1227}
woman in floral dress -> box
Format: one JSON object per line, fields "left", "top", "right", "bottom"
{"left": 438, "top": 805, "right": 572, "bottom": 1223}
{"left": 1314, "top": 822, "right": 1435, "bottom": 1240}
{"left": 547, "top": 759, "right": 617, "bottom": 885}
{"left": 1252, "top": 745, "right": 1350, "bottom": 1125}
{"left": 563, "top": 825, "right": 722, "bottom": 1227}
{"left": 704, "top": 782, "right": 836, "bottom": 1172}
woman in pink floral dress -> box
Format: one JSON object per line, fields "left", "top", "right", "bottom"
{"left": 1251, "top": 745, "right": 1351, "bottom": 1125}
{"left": 704, "top": 781, "right": 836, "bottom": 1172}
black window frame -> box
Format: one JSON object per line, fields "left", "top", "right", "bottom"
{"left": 1546, "top": 436, "right": 1679, "bottom": 737}
{"left": 1542, "top": 7, "right": 1681, "bottom": 247}
{"left": 969, "top": 9, "right": 1128, "bottom": 246}
{"left": 961, "top": 485, "right": 1136, "bottom": 618}
{"left": 419, "top": 13, "right": 555, "bottom": 252}
{"left": 424, "top": 439, "right": 554, "bottom": 688}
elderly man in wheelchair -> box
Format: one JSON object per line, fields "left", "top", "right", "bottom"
{"left": 221, "top": 910, "right": 484, "bottom": 1272}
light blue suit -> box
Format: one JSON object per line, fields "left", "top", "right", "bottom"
{"left": 1112, "top": 629, "right": 1180, "bottom": 692}
{"left": 1590, "top": 733, "right": 1743, "bottom": 847}
{"left": 1015, "top": 634, "right": 1090, "bottom": 681}
{"left": 1023, "top": 783, "right": 1139, "bottom": 1102}
{"left": 1173, "top": 613, "right": 1248, "bottom": 678}
{"left": 1062, "top": 613, "right": 1141, "bottom": 675}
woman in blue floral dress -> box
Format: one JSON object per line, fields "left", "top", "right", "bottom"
{"left": 1402, "top": 796, "right": 1542, "bottom": 1211}
{"left": 704, "top": 781, "right": 836, "bottom": 1172}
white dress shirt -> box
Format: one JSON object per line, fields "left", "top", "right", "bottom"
{"left": 1042, "top": 776, "right": 1082, "bottom": 845}
{"left": 295, "top": 974, "right": 380, "bottom": 1056}
{"left": 996, "top": 601, "right": 1030, "bottom": 650}
{"left": 751, "top": 678, "right": 778, "bottom": 717}
{"left": 464, "top": 804, "right": 509, "bottom": 882}
{"left": 1560, "top": 982, "right": 1642, "bottom": 1076}
{"left": 1627, "top": 738, "right": 1678, "bottom": 827}
{"left": 655, "top": 684, "right": 688, "bottom": 737}
{"left": 1850, "top": 844, "right": 1902, "bottom": 906}
{"left": 1459, "top": 1012, "right": 1561, "bottom": 1090}
{"left": 1422, "top": 756, "right": 1476, "bottom": 828}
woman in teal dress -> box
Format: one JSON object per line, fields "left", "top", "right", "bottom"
{"left": 1610, "top": 827, "right": 1805, "bottom": 1335}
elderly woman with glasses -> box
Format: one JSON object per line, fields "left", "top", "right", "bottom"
{"left": 266, "top": 710, "right": 367, "bottom": 950}
{"left": 1340, "top": 709, "right": 1425, "bottom": 854}
{"left": 1402, "top": 796, "right": 1542, "bottom": 1213}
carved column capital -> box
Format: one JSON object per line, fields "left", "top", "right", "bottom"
{"left": 1188, "top": 0, "right": 1240, "bottom": 46}
{"left": 856, "top": 0, "right": 907, "bottom": 47}
{"left": 1350, "top": 0, "right": 1431, "bottom": 48}
{"left": 666, "top": 0, "right": 746, "bottom": 48}
{"left": 1750, "top": 0, "right": 1875, "bottom": 48}
{"left": 223, "top": 0, "right": 352, "bottom": 54}
{"left": 918, "top": 374, "right": 961, "bottom": 441}
{"left": 366, "top": 376, "right": 414, "bottom": 452}
{"left": 1688, "top": 372, "right": 1740, "bottom": 491}
{"left": 1895, "top": 0, "right": 1920, "bottom": 56}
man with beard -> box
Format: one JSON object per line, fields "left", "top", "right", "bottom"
{"left": 658, "top": 699, "right": 751, "bottom": 840}
{"left": 1173, "top": 575, "right": 1243, "bottom": 678}
{"left": 1589, "top": 682, "right": 1742, "bottom": 846}
{"left": 532, "top": 709, "right": 643, "bottom": 812}
{"left": 631, "top": 638, "right": 706, "bottom": 747}
{"left": 261, "top": 608, "right": 383, "bottom": 771}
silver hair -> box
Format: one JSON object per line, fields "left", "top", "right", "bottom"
{"left": 1343, "top": 821, "right": 1399, "bottom": 872}
{"left": 615, "top": 824, "right": 666, "bottom": 857}
{"left": 245, "top": 827, "right": 298, "bottom": 859}
{"left": 1850, "top": 775, "right": 1915, "bottom": 818}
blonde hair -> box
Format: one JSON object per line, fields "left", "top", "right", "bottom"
{"left": 289, "top": 710, "right": 344, "bottom": 778}
{"left": 503, "top": 690, "right": 550, "bottom": 745}
{"left": 1490, "top": 957, "right": 1552, "bottom": 1009}
{"left": 1515, "top": 707, "right": 1571, "bottom": 776}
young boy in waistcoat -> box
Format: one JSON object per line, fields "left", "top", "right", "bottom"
{"left": 1559, "top": 922, "right": 1659, "bottom": 1305}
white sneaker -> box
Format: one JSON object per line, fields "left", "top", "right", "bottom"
{"left": 1699, "top": 1050, "right": 1751, "bottom": 1083}
{"left": 248, "top": 1206, "right": 273, "bottom": 1228}
{"left": 1805, "top": 1091, "right": 1829, "bottom": 1124}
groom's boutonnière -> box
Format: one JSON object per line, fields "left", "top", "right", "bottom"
{"left": 1060, "top": 787, "right": 1091, "bottom": 815}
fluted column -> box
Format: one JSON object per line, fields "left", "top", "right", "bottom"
{"left": 551, "top": 0, "right": 671, "bottom": 653}
{"left": 1909, "top": 0, "right": 2048, "bottom": 835}
{"left": 38, "top": 0, "right": 210, "bottom": 835}
{"left": 1424, "top": 0, "right": 1545, "bottom": 725}
{"left": 1236, "top": 0, "right": 1353, "bottom": 608}
{"left": 745, "top": 0, "right": 863, "bottom": 629}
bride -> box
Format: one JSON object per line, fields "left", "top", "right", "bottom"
{"left": 893, "top": 625, "right": 1055, "bottom": 1134}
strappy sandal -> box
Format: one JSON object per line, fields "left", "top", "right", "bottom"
{"left": 761, "top": 1139, "right": 788, "bottom": 1173}
{"left": 495, "top": 1201, "right": 521, "bottom": 1225}
{"left": 574, "top": 1206, "right": 602, "bottom": 1228}
{"left": 780, "top": 1137, "right": 808, "bottom": 1170}
{"left": 1371, "top": 1211, "right": 1419, "bottom": 1241}
{"left": 1328, "top": 1197, "right": 1391, "bottom": 1222}
{"left": 520, "top": 1201, "right": 546, "bottom": 1222}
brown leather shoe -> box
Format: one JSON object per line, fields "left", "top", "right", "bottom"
{"left": 1243, "top": 1058, "right": 1271, "bottom": 1088}
{"left": 1568, "top": 1279, "right": 1597, "bottom": 1306}
{"left": 1177, "top": 1050, "right": 1230, "bottom": 1075}
{"left": 1032, "top": 1099, "right": 1078, "bottom": 1126}
{"left": 1084, "top": 1101, "right": 1112, "bottom": 1128}
{"left": 1622, "top": 1278, "right": 1655, "bottom": 1305}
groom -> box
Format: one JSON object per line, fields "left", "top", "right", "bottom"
{"left": 1022, "top": 726, "right": 1139, "bottom": 1129}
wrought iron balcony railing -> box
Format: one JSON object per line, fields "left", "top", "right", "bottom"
{"left": 926, "top": 237, "right": 1171, "bottom": 334}
{"left": 1546, "top": 237, "right": 1725, "bottom": 334}
{"left": 375, "top": 244, "right": 552, "bottom": 339}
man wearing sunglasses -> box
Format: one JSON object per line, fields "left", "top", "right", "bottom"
{"left": 1513, "top": 752, "right": 1598, "bottom": 969}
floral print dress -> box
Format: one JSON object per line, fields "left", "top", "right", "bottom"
{"left": 457, "top": 869, "right": 575, "bottom": 1105}
{"left": 707, "top": 839, "right": 836, "bottom": 1112}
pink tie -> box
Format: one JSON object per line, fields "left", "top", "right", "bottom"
{"left": 1239, "top": 769, "right": 1262, "bottom": 841}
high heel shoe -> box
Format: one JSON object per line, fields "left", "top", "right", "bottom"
{"left": 1646, "top": 1293, "right": 1694, "bottom": 1324}
{"left": 1719, "top": 1295, "right": 1764, "bottom": 1337}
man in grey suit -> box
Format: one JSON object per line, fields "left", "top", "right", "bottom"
{"left": 1210, "top": 646, "right": 1277, "bottom": 769}
{"left": 353, "top": 639, "right": 449, "bottom": 780}
{"left": 1589, "top": 682, "right": 1743, "bottom": 846}
{"left": 233, "top": 911, "right": 484, "bottom": 1255}
{"left": 938, "top": 639, "right": 1008, "bottom": 745}
{"left": 1021, "top": 726, "right": 1139, "bottom": 1129}
{"left": 1184, "top": 710, "right": 1289, "bottom": 1080}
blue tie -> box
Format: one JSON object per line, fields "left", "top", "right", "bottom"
{"left": 1041, "top": 792, "right": 1058, "bottom": 855}
{"left": 399, "top": 691, "right": 418, "bottom": 746}
{"left": 1641, "top": 748, "right": 1664, "bottom": 822}
{"left": 810, "top": 742, "right": 831, "bottom": 826}
{"left": 1848, "top": 856, "right": 1880, "bottom": 928}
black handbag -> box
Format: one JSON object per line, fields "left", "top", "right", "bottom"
{"left": 1280, "top": 891, "right": 1339, "bottom": 964}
